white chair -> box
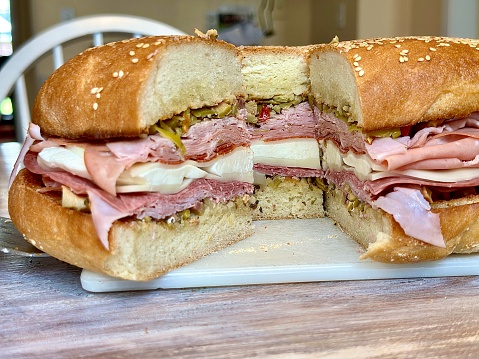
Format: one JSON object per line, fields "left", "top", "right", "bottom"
{"left": 0, "top": 14, "right": 186, "bottom": 142}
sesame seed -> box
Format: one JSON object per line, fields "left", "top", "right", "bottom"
{"left": 355, "top": 56, "right": 362, "bottom": 61}
{"left": 395, "top": 44, "right": 401, "bottom": 48}
{"left": 136, "top": 43, "right": 144, "bottom": 48}
{"left": 113, "top": 72, "right": 119, "bottom": 78}
{"left": 142, "top": 44, "right": 150, "bottom": 48}
{"left": 118, "top": 70, "right": 124, "bottom": 78}
{"left": 129, "top": 51, "right": 135, "bottom": 56}
{"left": 91, "top": 87, "right": 98, "bottom": 94}
{"left": 93, "top": 103, "right": 98, "bottom": 110}
{"left": 358, "top": 69, "right": 365, "bottom": 77}
{"left": 353, "top": 54, "right": 359, "bottom": 59}
{"left": 146, "top": 50, "right": 158, "bottom": 61}
{"left": 353, "top": 61, "right": 359, "bottom": 66}
{"left": 430, "top": 47, "right": 437, "bottom": 51}
{"left": 425, "top": 55, "right": 431, "bottom": 60}
{"left": 96, "top": 93, "right": 101, "bottom": 99}
{"left": 418, "top": 57, "right": 425, "bottom": 62}
{"left": 355, "top": 66, "right": 362, "bottom": 71}
{"left": 131, "top": 58, "right": 139, "bottom": 63}
{"left": 367, "top": 45, "right": 373, "bottom": 50}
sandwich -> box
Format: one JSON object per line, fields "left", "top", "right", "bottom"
{"left": 239, "top": 45, "right": 325, "bottom": 219}
{"left": 309, "top": 36, "right": 479, "bottom": 263}
{"left": 8, "top": 32, "right": 255, "bottom": 281}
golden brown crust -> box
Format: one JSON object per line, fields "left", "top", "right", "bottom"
{"left": 239, "top": 45, "right": 316, "bottom": 57}
{"left": 8, "top": 169, "right": 111, "bottom": 270}
{"left": 32, "top": 35, "right": 243, "bottom": 139}
{"left": 8, "top": 169, "right": 252, "bottom": 280}
{"left": 325, "top": 187, "right": 479, "bottom": 263}
{"left": 312, "top": 36, "right": 479, "bottom": 131}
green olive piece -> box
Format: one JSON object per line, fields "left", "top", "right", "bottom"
{"left": 153, "top": 122, "right": 187, "bottom": 155}
{"left": 365, "top": 127, "right": 401, "bottom": 143}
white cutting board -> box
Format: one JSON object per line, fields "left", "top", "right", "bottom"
{"left": 81, "top": 218, "right": 479, "bottom": 292}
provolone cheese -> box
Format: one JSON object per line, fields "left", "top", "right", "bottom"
{"left": 251, "top": 138, "right": 321, "bottom": 169}
{"left": 38, "top": 146, "right": 91, "bottom": 180}
{"left": 37, "top": 146, "right": 254, "bottom": 195}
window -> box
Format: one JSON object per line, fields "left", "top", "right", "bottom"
{"left": 0, "top": 0, "right": 11, "bottom": 56}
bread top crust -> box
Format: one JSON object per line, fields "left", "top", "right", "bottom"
{"left": 239, "top": 45, "right": 318, "bottom": 101}
{"left": 310, "top": 36, "right": 479, "bottom": 131}
{"left": 33, "top": 35, "right": 244, "bottom": 139}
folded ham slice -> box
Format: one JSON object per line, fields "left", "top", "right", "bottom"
{"left": 365, "top": 115, "right": 479, "bottom": 171}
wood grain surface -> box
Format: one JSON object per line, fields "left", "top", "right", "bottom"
{"left": 2, "top": 142, "right": 479, "bottom": 358}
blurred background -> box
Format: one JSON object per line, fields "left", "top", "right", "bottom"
{"left": 0, "top": 0, "right": 478, "bottom": 141}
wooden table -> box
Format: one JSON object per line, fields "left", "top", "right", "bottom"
{"left": 2, "top": 141, "right": 479, "bottom": 357}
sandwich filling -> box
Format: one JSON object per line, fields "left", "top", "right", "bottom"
{"left": 16, "top": 108, "right": 254, "bottom": 250}
{"left": 247, "top": 100, "right": 323, "bottom": 180}
{"left": 318, "top": 108, "right": 479, "bottom": 247}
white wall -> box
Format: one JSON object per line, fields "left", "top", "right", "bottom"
{"left": 442, "top": 0, "right": 477, "bottom": 37}
{"left": 357, "top": 0, "right": 479, "bottom": 39}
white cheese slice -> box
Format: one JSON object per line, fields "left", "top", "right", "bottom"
{"left": 37, "top": 146, "right": 91, "bottom": 179}
{"left": 370, "top": 168, "right": 479, "bottom": 182}
{"left": 251, "top": 138, "right": 321, "bottom": 169}
{"left": 38, "top": 145, "right": 253, "bottom": 195}
{"left": 201, "top": 146, "right": 254, "bottom": 183}
{"left": 117, "top": 162, "right": 208, "bottom": 194}
{"left": 321, "top": 140, "right": 343, "bottom": 171}
{"left": 117, "top": 147, "right": 254, "bottom": 194}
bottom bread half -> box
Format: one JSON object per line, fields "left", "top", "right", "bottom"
{"left": 325, "top": 186, "right": 479, "bottom": 263}
{"left": 8, "top": 169, "right": 253, "bottom": 281}
{"left": 252, "top": 175, "right": 325, "bottom": 220}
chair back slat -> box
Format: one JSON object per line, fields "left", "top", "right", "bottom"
{"left": 52, "top": 45, "right": 64, "bottom": 70}
{"left": 13, "top": 75, "right": 31, "bottom": 141}
{"left": 92, "top": 32, "right": 104, "bottom": 47}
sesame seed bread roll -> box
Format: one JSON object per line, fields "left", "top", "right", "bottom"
{"left": 9, "top": 33, "right": 255, "bottom": 281}
{"left": 310, "top": 36, "right": 479, "bottom": 132}
{"left": 33, "top": 35, "right": 244, "bottom": 139}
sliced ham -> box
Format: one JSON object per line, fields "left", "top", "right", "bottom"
{"left": 316, "top": 108, "right": 367, "bottom": 153}
{"left": 254, "top": 164, "right": 324, "bottom": 178}
{"left": 249, "top": 102, "right": 316, "bottom": 141}
{"left": 384, "top": 137, "right": 479, "bottom": 171}
{"left": 374, "top": 187, "right": 444, "bottom": 247}
{"left": 84, "top": 148, "right": 127, "bottom": 196}
{"left": 365, "top": 113, "right": 479, "bottom": 171}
